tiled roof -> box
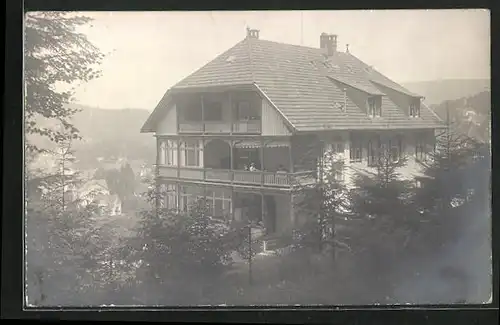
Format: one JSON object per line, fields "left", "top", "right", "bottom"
{"left": 143, "top": 37, "right": 444, "bottom": 132}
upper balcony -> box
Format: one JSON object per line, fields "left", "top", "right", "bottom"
{"left": 156, "top": 137, "right": 317, "bottom": 189}
{"left": 176, "top": 91, "right": 262, "bottom": 135}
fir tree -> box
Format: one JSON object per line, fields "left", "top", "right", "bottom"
{"left": 24, "top": 12, "right": 104, "bottom": 154}
{"left": 293, "top": 139, "right": 351, "bottom": 257}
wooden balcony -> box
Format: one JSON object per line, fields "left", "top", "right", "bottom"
{"left": 233, "top": 120, "right": 261, "bottom": 134}
{"left": 204, "top": 122, "right": 231, "bottom": 133}
{"left": 179, "top": 122, "right": 203, "bottom": 133}
{"left": 178, "top": 120, "right": 261, "bottom": 134}
{"left": 157, "top": 165, "right": 316, "bottom": 189}
{"left": 205, "top": 169, "right": 232, "bottom": 183}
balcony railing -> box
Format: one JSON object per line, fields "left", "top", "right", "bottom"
{"left": 157, "top": 165, "right": 316, "bottom": 188}
{"left": 233, "top": 120, "right": 261, "bottom": 133}
{"left": 205, "top": 169, "right": 232, "bottom": 182}
{"left": 204, "top": 122, "right": 231, "bottom": 133}
{"left": 179, "top": 122, "right": 203, "bottom": 133}
{"left": 178, "top": 120, "right": 261, "bottom": 134}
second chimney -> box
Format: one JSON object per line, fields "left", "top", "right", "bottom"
{"left": 320, "top": 33, "right": 337, "bottom": 56}
{"left": 247, "top": 27, "right": 260, "bottom": 39}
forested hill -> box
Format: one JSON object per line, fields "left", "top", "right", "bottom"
{"left": 431, "top": 90, "right": 490, "bottom": 143}
{"left": 69, "top": 104, "right": 155, "bottom": 167}
{"left": 27, "top": 103, "right": 155, "bottom": 168}
{"left": 402, "top": 78, "right": 490, "bottom": 106}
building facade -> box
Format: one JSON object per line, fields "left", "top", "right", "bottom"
{"left": 141, "top": 29, "right": 444, "bottom": 238}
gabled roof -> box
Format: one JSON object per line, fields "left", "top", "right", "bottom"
{"left": 142, "top": 36, "right": 444, "bottom": 133}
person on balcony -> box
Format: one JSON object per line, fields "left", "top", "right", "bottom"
{"left": 249, "top": 162, "right": 259, "bottom": 171}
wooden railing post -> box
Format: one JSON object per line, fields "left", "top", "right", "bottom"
{"left": 260, "top": 138, "right": 264, "bottom": 186}
{"left": 177, "top": 138, "right": 181, "bottom": 178}
{"left": 201, "top": 94, "right": 205, "bottom": 133}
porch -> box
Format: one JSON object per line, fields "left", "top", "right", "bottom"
{"left": 162, "top": 183, "right": 294, "bottom": 236}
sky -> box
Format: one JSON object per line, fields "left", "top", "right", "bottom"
{"left": 68, "top": 10, "right": 490, "bottom": 110}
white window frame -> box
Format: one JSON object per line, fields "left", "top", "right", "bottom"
{"left": 205, "top": 189, "right": 232, "bottom": 219}
{"left": 415, "top": 138, "right": 427, "bottom": 162}
{"left": 350, "top": 139, "right": 363, "bottom": 163}
{"left": 389, "top": 137, "right": 403, "bottom": 163}
{"left": 367, "top": 96, "right": 382, "bottom": 117}
{"left": 367, "top": 137, "right": 381, "bottom": 167}
{"left": 409, "top": 98, "right": 421, "bottom": 118}
{"left": 165, "top": 184, "right": 178, "bottom": 210}
{"left": 163, "top": 140, "right": 178, "bottom": 166}
{"left": 179, "top": 186, "right": 194, "bottom": 212}
{"left": 180, "top": 139, "right": 202, "bottom": 167}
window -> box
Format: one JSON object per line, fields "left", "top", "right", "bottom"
{"left": 389, "top": 137, "right": 403, "bottom": 163}
{"left": 205, "top": 188, "right": 232, "bottom": 219}
{"left": 179, "top": 186, "right": 199, "bottom": 212}
{"left": 409, "top": 98, "right": 421, "bottom": 117}
{"left": 165, "top": 184, "right": 178, "bottom": 210}
{"left": 350, "top": 138, "right": 362, "bottom": 163}
{"left": 180, "top": 139, "right": 202, "bottom": 167}
{"left": 415, "top": 138, "right": 427, "bottom": 162}
{"left": 161, "top": 140, "right": 178, "bottom": 166}
{"left": 367, "top": 137, "right": 381, "bottom": 167}
{"left": 204, "top": 102, "right": 223, "bottom": 121}
{"left": 236, "top": 101, "right": 260, "bottom": 120}
{"left": 367, "top": 96, "right": 382, "bottom": 117}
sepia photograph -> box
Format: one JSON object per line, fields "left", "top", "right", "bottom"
{"left": 24, "top": 9, "right": 491, "bottom": 307}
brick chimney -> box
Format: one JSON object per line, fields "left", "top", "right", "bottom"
{"left": 246, "top": 27, "right": 260, "bottom": 39}
{"left": 320, "top": 33, "right": 337, "bottom": 56}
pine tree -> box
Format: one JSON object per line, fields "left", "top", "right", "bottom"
{"left": 293, "top": 139, "right": 350, "bottom": 257}
{"left": 25, "top": 12, "right": 104, "bottom": 154}
{"left": 349, "top": 147, "right": 414, "bottom": 257}
{"left": 414, "top": 101, "right": 491, "bottom": 249}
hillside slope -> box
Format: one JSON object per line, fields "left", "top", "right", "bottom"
{"left": 403, "top": 79, "right": 490, "bottom": 106}
{"left": 27, "top": 103, "right": 155, "bottom": 168}
{"left": 431, "top": 91, "right": 490, "bottom": 143}
{"left": 69, "top": 104, "right": 155, "bottom": 166}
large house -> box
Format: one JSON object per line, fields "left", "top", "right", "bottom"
{"left": 141, "top": 29, "right": 444, "bottom": 237}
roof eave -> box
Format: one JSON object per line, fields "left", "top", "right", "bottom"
{"left": 252, "top": 82, "right": 297, "bottom": 134}
{"left": 328, "top": 76, "right": 385, "bottom": 96}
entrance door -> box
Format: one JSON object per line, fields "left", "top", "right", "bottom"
{"left": 264, "top": 195, "right": 277, "bottom": 233}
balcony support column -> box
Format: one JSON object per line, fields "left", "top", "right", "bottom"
{"left": 288, "top": 141, "right": 294, "bottom": 173}
{"left": 202, "top": 139, "right": 206, "bottom": 181}
{"left": 177, "top": 138, "right": 181, "bottom": 178}
{"left": 229, "top": 92, "right": 233, "bottom": 135}
{"left": 155, "top": 137, "right": 161, "bottom": 216}
{"left": 261, "top": 192, "right": 265, "bottom": 231}
{"left": 260, "top": 138, "right": 265, "bottom": 186}
{"left": 230, "top": 188, "right": 235, "bottom": 222}
{"left": 230, "top": 140, "right": 234, "bottom": 184}
{"left": 201, "top": 94, "right": 205, "bottom": 133}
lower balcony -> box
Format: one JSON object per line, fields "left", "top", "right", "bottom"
{"left": 157, "top": 165, "right": 316, "bottom": 188}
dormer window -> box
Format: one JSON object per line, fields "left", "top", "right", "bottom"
{"left": 409, "top": 98, "right": 421, "bottom": 117}
{"left": 367, "top": 96, "right": 382, "bottom": 117}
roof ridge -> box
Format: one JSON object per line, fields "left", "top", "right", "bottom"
{"left": 171, "top": 39, "right": 247, "bottom": 89}
{"left": 255, "top": 38, "right": 321, "bottom": 52}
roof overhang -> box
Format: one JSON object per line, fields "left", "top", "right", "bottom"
{"left": 329, "top": 76, "right": 385, "bottom": 96}
{"left": 141, "top": 82, "right": 297, "bottom": 134}
{"left": 370, "top": 79, "right": 422, "bottom": 98}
